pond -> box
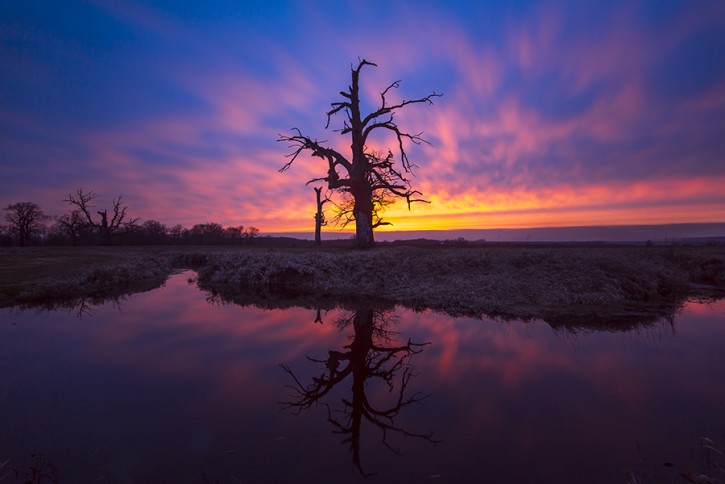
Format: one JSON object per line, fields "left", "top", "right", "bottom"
{"left": 1, "top": 271, "right": 724, "bottom": 483}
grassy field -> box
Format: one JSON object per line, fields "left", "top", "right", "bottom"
{"left": 2, "top": 244, "right": 724, "bottom": 327}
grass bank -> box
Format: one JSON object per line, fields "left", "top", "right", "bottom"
{"left": 0, "top": 246, "right": 175, "bottom": 310}
{"left": 2, "top": 245, "right": 724, "bottom": 326}
{"left": 187, "top": 245, "right": 725, "bottom": 327}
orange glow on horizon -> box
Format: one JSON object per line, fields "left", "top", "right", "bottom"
{"left": 263, "top": 175, "right": 725, "bottom": 234}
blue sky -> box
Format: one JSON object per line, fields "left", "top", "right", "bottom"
{"left": 2, "top": 0, "right": 724, "bottom": 233}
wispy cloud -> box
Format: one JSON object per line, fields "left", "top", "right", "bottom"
{"left": 1, "top": 1, "right": 723, "bottom": 231}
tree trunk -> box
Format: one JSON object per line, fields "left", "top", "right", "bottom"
{"left": 314, "top": 219, "right": 322, "bottom": 246}
{"left": 355, "top": 204, "right": 375, "bottom": 249}
{"left": 353, "top": 191, "right": 374, "bottom": 249}
{"left": 349, "top": 308, "right": 374, "bottom": 475}
{"left": 314, "top": 187, "right": 324, "bottom": 246}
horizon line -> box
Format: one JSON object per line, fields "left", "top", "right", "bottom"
{"left": 267, "top": 222, "right": 725, "bottom": 242}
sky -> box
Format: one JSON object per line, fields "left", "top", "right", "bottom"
{"left": 2, "top": 0, "right": 725, "bottom": 236}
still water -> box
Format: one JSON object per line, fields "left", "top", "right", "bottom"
{"left": 1, "top": 272, "right": 724, "bottom": 483}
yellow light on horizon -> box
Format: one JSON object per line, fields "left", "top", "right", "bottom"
{"left": 255, "top": 175, "right": 725, "bottom": 234}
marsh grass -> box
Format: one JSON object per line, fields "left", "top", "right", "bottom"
{"left": 2, "top": 245, "right": 723, "bottom": 326}
{"left": 191, "top": 246, "right": 724, "bottom": 325}
{"left": 0, "top": 246, "right": 174, "bottom": 309}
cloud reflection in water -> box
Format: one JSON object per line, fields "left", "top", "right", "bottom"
{"left": 0, "top": 272, "right": 723, "bottom": 482}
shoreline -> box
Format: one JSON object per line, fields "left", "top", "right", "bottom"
{"left": 2, "top": 245, "right": 724, "bottom": 328}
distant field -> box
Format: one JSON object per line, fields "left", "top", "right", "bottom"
{"left": 0, "top": 246, "right": 218, "bottom": 307}
{"left": 2, "top": 245, "right": 724, "bottom": 327}
{"left": 0, "top": 245, "right": 326, "bottom": 307}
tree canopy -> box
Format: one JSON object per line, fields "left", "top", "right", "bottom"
{"left": 3, "top": 201, "right": 49, "bottom": 246}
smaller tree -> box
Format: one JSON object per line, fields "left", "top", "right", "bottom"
{"left": 189, "top": 222, "right": 225, "bottom": 245}
{"left": 64, "top": 189, "right": 138, "bottom": 245}
{"left": 3, "top": 201, "right": 50, "bottom": 246}
{"left": 140, "top": 220, "right": 168, "bottom": 245}
{"left": 224, "top": 225, "right": 244, "bottom": 244}
{"left": 54, "top": 210, "right": 86, "bottom": 245}
{"left": 0, "top": 224, "right": 12, "bottom": 246}
{"left": 314, "top": 187, "right": 329, "bottom": 245}
{"left": 243, "top": 226, "right": 260, "bottom": 239}
{"left": 168, "top": 224, "right": 185, "bottom": 243}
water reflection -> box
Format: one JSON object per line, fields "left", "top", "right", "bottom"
{"left": 1, "top": 273, "right": 724, "bottom": 482}
{"left": 279, "top": 307, "right": 438, "bottom": 477}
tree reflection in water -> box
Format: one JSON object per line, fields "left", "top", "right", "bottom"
{"left": 280, "top": 306, "right": 439, "bottom": 477}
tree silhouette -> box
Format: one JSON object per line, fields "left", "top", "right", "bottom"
{"left": 64, "top": 189, "right": 137, "bottom": 245}
{"left": 314, "top": 187, "right": 329, "bottom": 245}
{"left": 243, "top": 226, "right": 260, "bottom": 238}
{"left": 279, "top": 59, "right": 441, "bottom": 248}
{"left": 188, "top": 222, "right": 225, "bottom": 245}
{"left": 280, "top": 307, "right": 438, "bottom": 477}
{"left": 3, "top": 201, "right": 49, "bottom": 246}
{"left": 54, "top": 210, "right": 86, "bottom": 245}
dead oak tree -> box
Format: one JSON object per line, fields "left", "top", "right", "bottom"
{"left": 314, "top": 186, "right": 328, "bottom": 245}
{"left": 64, "top": 189, "right": 137, "bottom": 245}
{"left": 279, "top": 59, "right": 441, "bottom": 248}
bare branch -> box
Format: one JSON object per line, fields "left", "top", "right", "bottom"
{"left": 380, "top": 80, "right": 401, "bottom": 108}
{"left": 354, "top": 58, "right": 378, "bottom": 73}
{"left": 64, "top": 189, "right": 136, "bottom": 244}
{"left": 64, "top": 188, "right": 98, "bottom": 226}
{"left": 278, "top": 129, "right": 352, "bottom": 176}
{"left": 325, "top": 102, "right": 350, "bottom": 129}
{"left": 362, "top": 90, "right": 442, "bottom": 132}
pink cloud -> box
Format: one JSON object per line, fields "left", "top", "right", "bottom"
{"left": 4, "top": 1, "right": 723, "bottom": 233}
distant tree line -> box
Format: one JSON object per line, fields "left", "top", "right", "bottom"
{"left": 1, "top": 189, "right": 260, "bottom": 247}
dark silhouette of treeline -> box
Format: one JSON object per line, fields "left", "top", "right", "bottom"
{"left": 1, "top": 217, "right": 261, "bottom": 247}
{"left": 1, "top": 196, "right": 260, "bottom": 247}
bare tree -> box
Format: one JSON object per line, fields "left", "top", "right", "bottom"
{"left": 3, "top": 201, "right": 50, "bottom": 246}
{"left": 279, "top": 59, "right": 441, "bottom": 248}
{"left": 280, "top": 307, "right": 437, "bottom": 476}
{"left": 140, "top": 220, "right": 168, "bottom": 245}
{"left": 54, "top": 210, "right": 86, "bottom": 245}
{"left": 0, "top": 224, "right": 11, "bottom": 246}
{"left": 168, "top": 224, "right": 184, "bottom": 242}
{"left": 224, "top": 225, "right": 244, "bottom": 244}
{"left": 188, "top": 222, "right": 225, "bottom": 245}
{"left": 64, "top": 189, "right": 138, "bottom": 245}
{"left": 314, "top": 186, "right": 329, "bottom": 245}
{"left": 243, "top": 226, "right": 260, "bottom": 238}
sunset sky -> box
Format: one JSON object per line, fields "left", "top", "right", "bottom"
{"left": 2, "top": 1, "right": 724, "bottom": 236}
